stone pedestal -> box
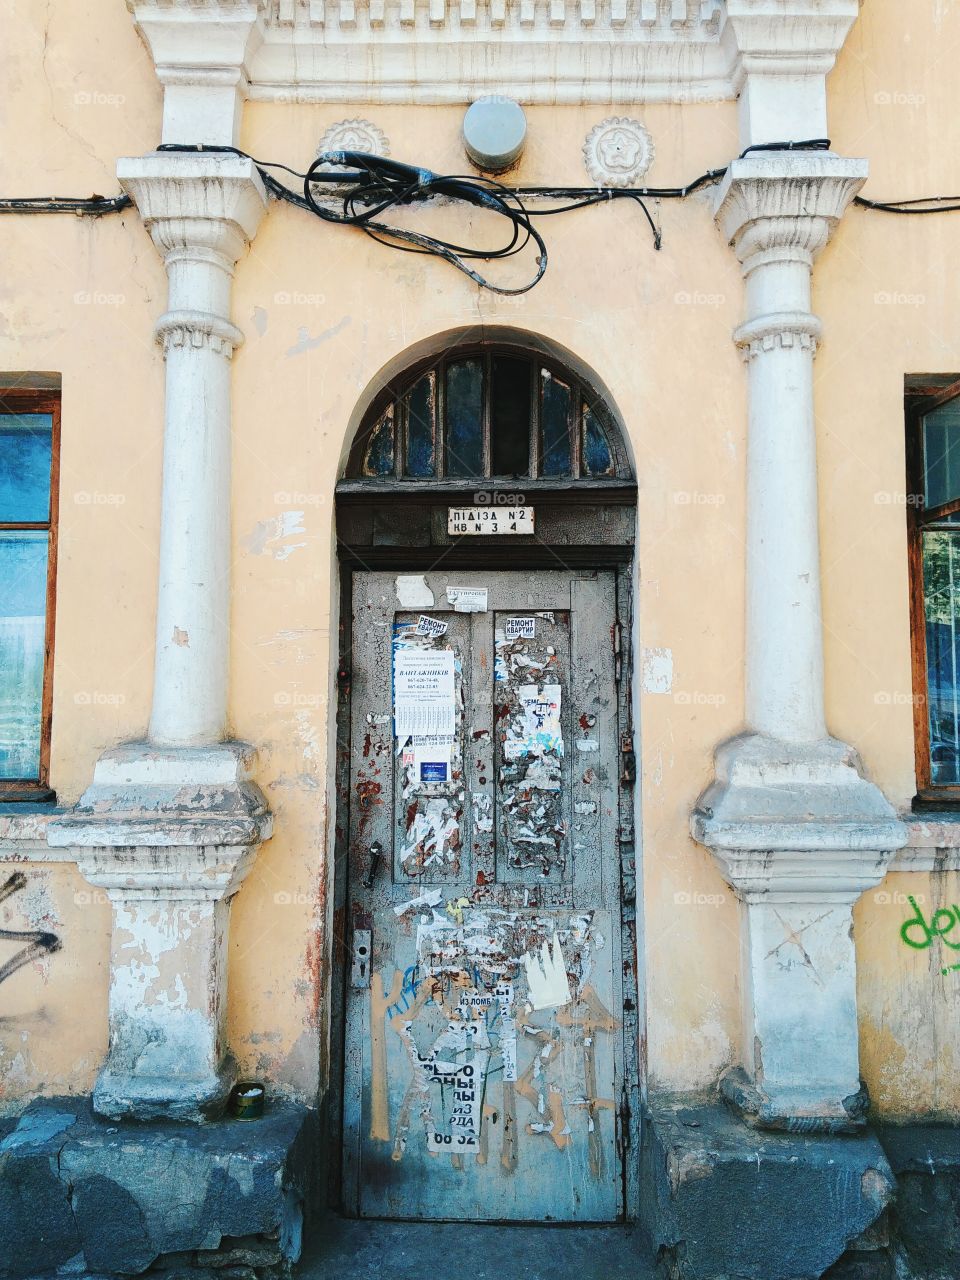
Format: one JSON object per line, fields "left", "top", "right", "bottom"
{"left": 0, "top": 1095, "right": 315, "bottom": 1278}
{"left": 49, "top": 744, "right": 271, "bottom": 1122}
{"left": 693, "top": 737, "right": 902, "bottom": 1132}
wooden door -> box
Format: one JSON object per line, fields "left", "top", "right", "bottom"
{"left": 342, "top": 569, "right": 627, "bottom": 1221}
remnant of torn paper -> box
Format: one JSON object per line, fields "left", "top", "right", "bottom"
{"left": 396, "top": 574, "right": 434, "bottom": 608}
{"left": 523, "top": 931, "right": 572, "bottom": 1010}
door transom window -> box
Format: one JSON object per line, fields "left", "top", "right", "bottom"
{"left": 349, "top": 345, "right": 629, "bottom": 482}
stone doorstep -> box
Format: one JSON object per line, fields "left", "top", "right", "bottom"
{"left": 0, "top": 1097, "right": 317, "bottom": 1280}
{"left": 640, "top": 1093, "right": 895, "bottom": 1280}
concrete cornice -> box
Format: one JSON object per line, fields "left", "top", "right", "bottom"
{"left": 122, "top": 0, "right": 862, "bottom": 108}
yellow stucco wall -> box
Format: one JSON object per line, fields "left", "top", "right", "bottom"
{"left": 0, "top": 0, "right": 957, "bottom": 1120}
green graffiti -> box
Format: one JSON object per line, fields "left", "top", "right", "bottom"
{"left": 899, "top": 896, "right": 960, "bottom": 973}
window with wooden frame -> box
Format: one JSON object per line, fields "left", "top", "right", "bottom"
{"left": 906, "top": 377, "right": 960, "bottom": 801}
{"left": 0, "top": 387, "right": 59, "bottom": 800}
{"left": 348, "top": 345, "right": 630, "bottom": 482}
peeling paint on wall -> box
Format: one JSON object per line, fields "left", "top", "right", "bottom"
{"left": 641, "top": 646, "right": 673, "bottom": 694}
{"left": 241, "top": 511, "right": 308, "bottom": 560}
{"left": 0, "top": 872, "right": 62, "bottom": 987}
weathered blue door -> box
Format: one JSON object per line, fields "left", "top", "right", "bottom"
{"left": 343, "top": 568, "right": 627, "bottom": 1221}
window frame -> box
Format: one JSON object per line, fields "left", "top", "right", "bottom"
{"left": 347, "top": 343, "right": 630, "bottom": 483}
{"left": 0, "top": 387, "right": 60, "bottom": 799}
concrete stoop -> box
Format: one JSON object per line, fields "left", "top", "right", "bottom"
{"left": 640, "top": 1095, "right": 895, "bottom": 1280}
{"left": 0, "top": 1097, "right": 316, "bottom": 1280}
{"left": 4, "top": 1093, "right": 960, "bottom": 1280}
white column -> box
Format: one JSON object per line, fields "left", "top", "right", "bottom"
{"left": 692, "top": 155, "right": 906, "bottom": 1131}
{"left": 48, "top": 154, "right": 272, "bottom": 1121}
{"left": 727, "top": 159, "right": 843, "bottom": 743}
{"left": 124, "top": 157, "right": 266, "bottom": 744}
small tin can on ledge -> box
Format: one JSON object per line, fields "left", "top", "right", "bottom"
{"left": 229, "top": 1081, "right": 265, "bottom": 1120}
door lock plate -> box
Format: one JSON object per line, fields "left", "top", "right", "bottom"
{"left": 351, "top": 929, "right": 372, "bottom": 989}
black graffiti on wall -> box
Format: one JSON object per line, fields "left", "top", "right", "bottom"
{"left": 0, "top": 872, "right": 62, "bottom": 986}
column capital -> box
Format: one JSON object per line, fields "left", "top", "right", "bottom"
{"left": 118, "top": 151, "right": 269, "bottom": 268}
{"left": 715, "top": 153, "right": 868, "bottom": 271}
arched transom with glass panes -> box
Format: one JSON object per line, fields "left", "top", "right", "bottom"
{"left": 348, "top": 345, "right": 630, "bottom": 482}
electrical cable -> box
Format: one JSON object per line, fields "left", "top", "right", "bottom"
{"left": 0, "top": 193, "right": 132, "bottom": 215}
{"left": 1, "top": 137, "right": 960, "bottom": 291}
{"left": 854, "top": 194, "right": 960, "bottom": 214}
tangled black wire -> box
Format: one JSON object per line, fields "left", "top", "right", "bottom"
{"left": 3, "top": 137, "right": 960, "bottom": 292}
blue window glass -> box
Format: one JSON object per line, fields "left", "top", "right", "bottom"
{"left": 406, "top": 374, "right": 436, "bottom": 478}
{"left": 582, "top": 405, "right": 614, "bottom": 476}
{"left": 923, "top": 398, "right": 960, "bottom": 510}
{"left": 540, "top": 370, "right": 572, "bottom": 477}
{"left": 0, "top": 532, "right": 48, "bottom": 779}
{"left": 445, "top": 361, "right": 483, "bottom": 478}
{"left": 362, "top": 405, "right": 395, "bottom": 476}
{"left": 0, "top": 414, "right": 53, "bottom": 522}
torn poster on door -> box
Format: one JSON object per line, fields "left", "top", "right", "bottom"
{"left": 380, "top": 908, "right": 613, "bottom": 1162}
{"left": 504, "top": 684, "right": 563, "bottom": 760}
{"left": 394, "top": 649, "right": 456, "bottom": 737}
{"left": 506, "top": 616, "right": 536, "bottom": 640}
{"left": 416, "top": 615, "right": 449, "bottom": 638}
{"left": 446, "top": 586, "right": 488, "bottom": 613}
{"left": 394, "top": 887, "right": 444, "bottom": 916}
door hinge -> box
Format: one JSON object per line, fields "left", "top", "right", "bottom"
{"left": 613, "top": 621, "right": 622, "bottom": 683}
{"left": 619, "top": 1087, "right": 631, "bottom": 1150}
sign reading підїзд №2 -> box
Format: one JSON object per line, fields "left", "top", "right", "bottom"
{"left": 448, "top": 507, "right": 535, "bottom": 535}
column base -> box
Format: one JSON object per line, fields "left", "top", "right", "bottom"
{"left": 692, "top": 732, "right": 906, "bottom": 859}
{"left": 92, "top": 1056, "right": 237, "bottom": 1124}
{"left": 48, "top": 740, "right": 273, "bottom": 850}
{"left": 718, "top": 1064, "right": 869, "bottom": 1135}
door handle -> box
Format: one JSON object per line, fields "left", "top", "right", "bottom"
{"left": 363, "top": 841, "right": 384, "bottom": 890}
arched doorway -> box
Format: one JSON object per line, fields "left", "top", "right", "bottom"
{"left": 333, "top": 339, "right": 639, "bottom": 1223}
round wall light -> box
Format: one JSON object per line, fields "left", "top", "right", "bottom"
{"left": 462, "top": 97, "right": 527, "bottom": 174}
